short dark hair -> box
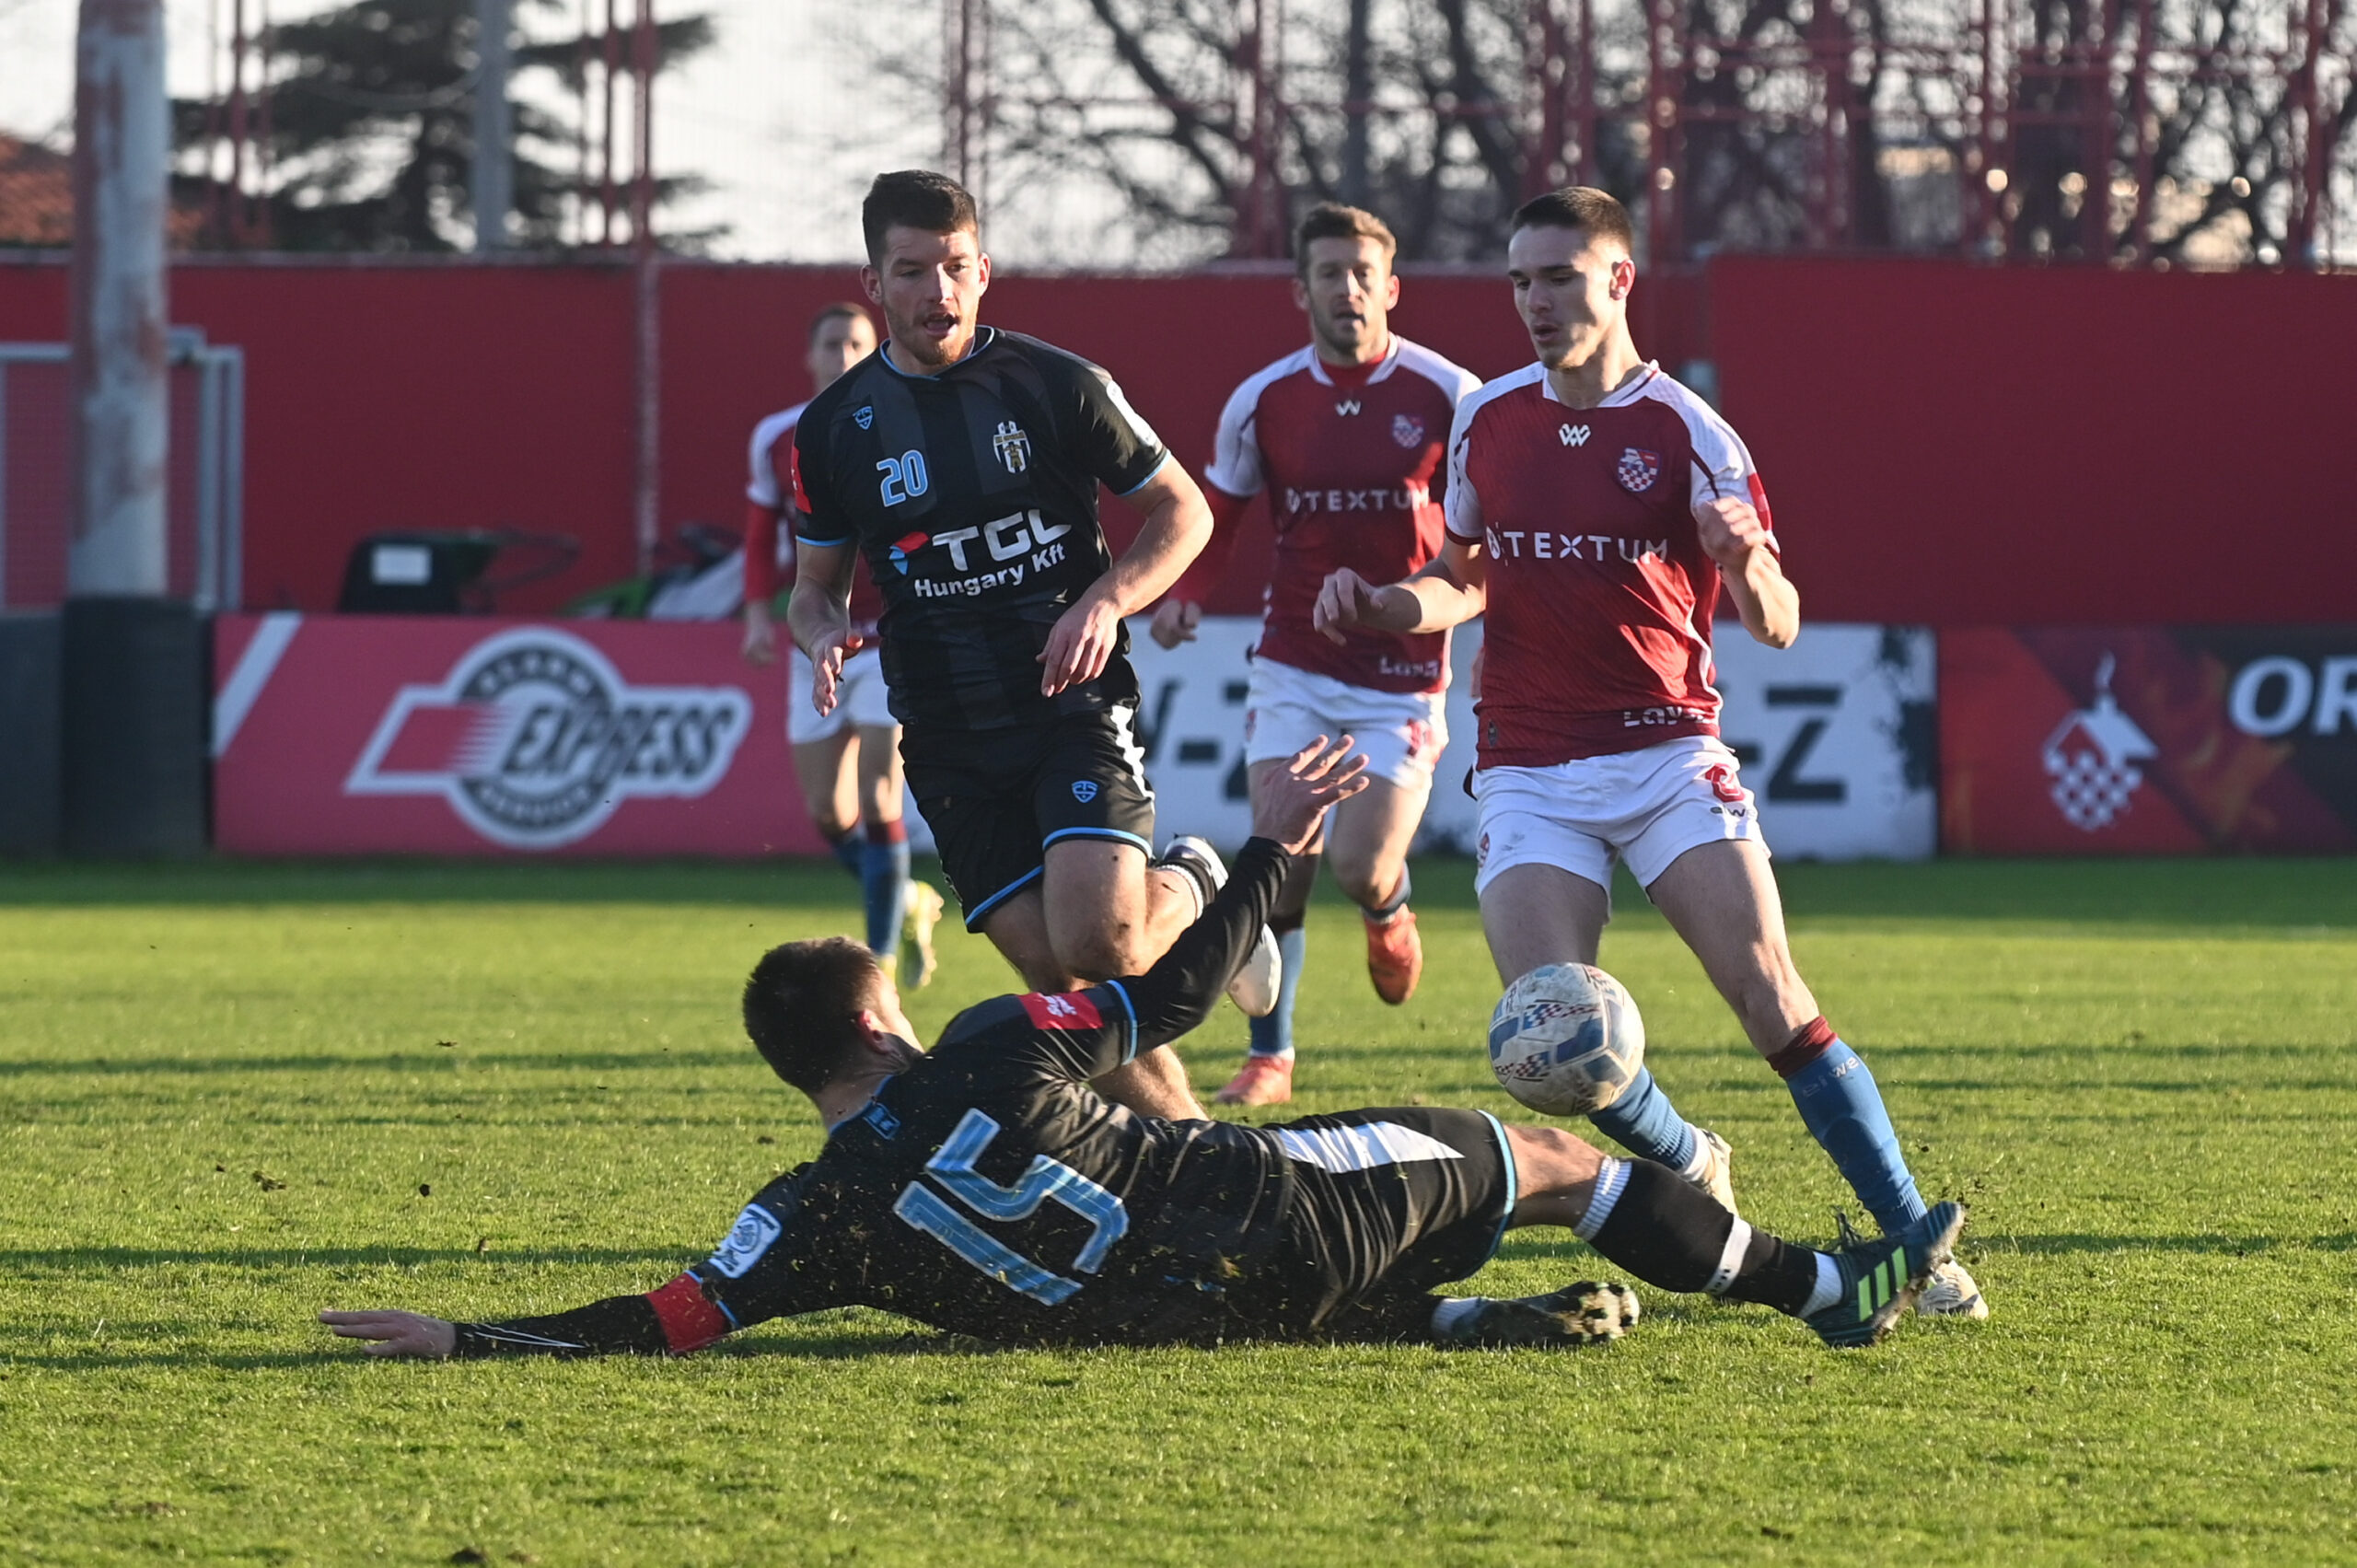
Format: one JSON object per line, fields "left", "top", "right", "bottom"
{"left": 1294, "top": 203, "right": 1398, "bottom": 277}
{"left": 742, "top": 937, "right": 884, "bottom": 1094}
{"left": 807, "top": 302, "right": 872, "bottom": 345}
{"left": 862, "top": 169, "right": 980, "bottom": 264}
{"left": 1510, "top": 186, "right": 1636, "bottom": 257}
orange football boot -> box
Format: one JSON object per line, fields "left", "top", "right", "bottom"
{"left": 1213, "top": 1054, "right": 1294, "bottom": 1107}
{"left": 1364, "top": 907, "right": 1422, "bottom": 1005}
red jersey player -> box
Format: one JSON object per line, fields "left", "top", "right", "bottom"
{"left": 1152, "top": 203, "right": 1478, "bottom": 1107}
{"left": 1314, "top": 188, "right": 1984, "bottom": 1318}
{"left": 742, "top": 301, "right": 945, "bottom": 985}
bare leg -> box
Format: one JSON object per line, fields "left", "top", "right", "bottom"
{"left": 1644, "top": 839, "right": 1926, "bottom": 1230}
{"left": 1321, "top": 773, "right": 1427, "bottom": 911}
{"left": 1641, "top": 839, "right": 1815, "bottom": 1057}
{"left": 790, "top": 729, "right": 859, "bottom": 840}
{"left": 851, "top": 724, "right": 904, "bottom": 827}
{"left": 978, "top": 844, "right": 1207, "bottom": 1121}
{"left": 1478, "top": 862, "right": 1611, "bottom": 984}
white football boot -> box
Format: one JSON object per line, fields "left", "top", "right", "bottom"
{"left": 1158, "top": 836, "right": 1283, "bottom": 1017}
{"left": 1685, "top": 1128, "right": 1739, "bottom": 1214}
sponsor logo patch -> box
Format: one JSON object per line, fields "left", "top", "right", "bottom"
{"left": 708, "top": 1202, "right": 784, "bottom": 1278}
{"left": 1560, "top": 424, "right": 1591, "bottom": 447}
{"left": 1071, "top": 779, "right": 1100, "bottom": 803}
{"left": 1616, "top": 447, "right": 1662, "bottom": 492}
{"left": 344, "top": 628, "right": 751, "bottom": 850}
{"left": 1020, "top": 992, "right": 1105, "bottom": 1031}
{"left": 888, "top": 530, "right": 928, "bottom": 575}
{"left": 853, "top": 405, "right": 874, "bottom": 430}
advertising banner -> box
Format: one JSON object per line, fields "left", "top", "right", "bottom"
{"left": 212, "top": 613, "right": 913, "bottom": 857}
{"left": 1940, "top": 627, "right": 2357, "bottom": 854}
{"left": 1127, "top": 619, "right": 1936, "bottom": 863}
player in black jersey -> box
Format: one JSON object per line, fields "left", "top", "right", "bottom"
{"left": 321, "top": 740, "right": 1968, "bottom": 1360}
{"left": 786, "top": 170, "right": 1268, "bottom": 1123}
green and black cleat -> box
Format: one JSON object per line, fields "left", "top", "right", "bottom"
{"left": 1806, "top": 1202, "right": 1968, "bottom": 1350}
{"left": 1450, "top": 1281, "right": 1641, "bottom": 1348}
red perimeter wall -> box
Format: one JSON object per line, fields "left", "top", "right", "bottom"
{"left": 0, "top": 253, "right": 2345, "bottom": 623}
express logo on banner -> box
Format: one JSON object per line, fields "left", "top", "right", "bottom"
{"left": 344, "top": 628, "right": 752, "bottom": 848}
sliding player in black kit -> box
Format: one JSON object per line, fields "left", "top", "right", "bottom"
{"left": 321, "top": 741, "right": 1966, "bottom": 1360}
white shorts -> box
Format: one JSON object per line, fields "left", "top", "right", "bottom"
{"left": 1472, "top": 736, "right": 1763, "bottom": 897}
{"left": 1242, "top": 657, "right": 1446, "bottom": 793}
{"left": 787, "top": 645, "right": 895, "bottom": 745}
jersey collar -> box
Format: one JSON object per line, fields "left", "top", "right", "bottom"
{"left": 879, "top": 325, "right": 996, "bottom": 379}
{"left": 1536, "top": 358, "right": 1661, "bottom": 407}
{"left": 1306, "top": 334, "right": 1401, "bottom": 387}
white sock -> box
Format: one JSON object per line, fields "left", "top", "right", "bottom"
{"left": 1678, "top": 1133, "right": 1715, "bottom": 1183}
{"left": 1799, "top": 1253, "right": 1844, "bottom": 1317}
{"left": 1430, "top": 1297, "right": 1488, "bottom": 1341}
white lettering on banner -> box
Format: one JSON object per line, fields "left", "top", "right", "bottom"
{"left": 344, "top": 628, "right": 752, "bottom": 850}
{"left": 2228, "top": 654, "right": 2357, "bottom": 737}
{"left": 1117, "top": 616, "right": 1935, "bottom": 863}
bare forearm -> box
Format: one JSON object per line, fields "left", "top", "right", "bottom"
{"left": 1096, "top": 492, "right": 1213, "bottom": 615}
{"left": 1381, "top": 558, "right": 1487, "bottom": 633}
{"left": 785, "top": 577, "right": 849, "bottom": 659}
{"left": 1723, "top": 549, "right": 1799, "bottom": 648}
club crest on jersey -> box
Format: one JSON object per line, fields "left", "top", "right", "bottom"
{"left": 1391, "top": 412, "right": 1424, "bottom": 448}
{"left": 853, "top": 405, "right": 875, "bottom": 430}
{"left": 992, "top": 420, "right": 1031, "bottom": 474}
{"left": 1071, "top": 779, "right": 1100, "bottom": 803}
{"left": 1559, "top": 424, "right": 1591, "bottom": 447}
{"left": 1617, "top": 447, "right": 1662, "bottom": 492}
{"left": 888, "top": 531, "right": 928, "bottom": 575}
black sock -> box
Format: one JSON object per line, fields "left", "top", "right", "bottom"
{"left": 1585, "top": 1160, "right": 1820, "bottom": 1315}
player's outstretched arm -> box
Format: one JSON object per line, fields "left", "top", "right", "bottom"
{"left": 320, "top": 1273, "right": 728, "bottom": 1361}
{"left": 1119, "top": 738, "right": 1369, "bottom": 1051}
{"left": 1694, "top": 498, "right": 1798, "bottom": 648}
{"left": 1311, "top": 538, "right": 1488, "bottom": 645}
{"left": 1041, "top": 465, "right": 1213, "bottom": 694}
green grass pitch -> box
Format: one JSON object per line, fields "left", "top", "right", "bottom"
{"left": 3, "top": 854, "right": 2354, "bottom": 1565}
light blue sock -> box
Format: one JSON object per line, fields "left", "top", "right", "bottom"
{"left": 1586, "top": 1068, "right": 1700, "bottom": 1171}
{"left": 1784, "top": 1040, "right": 1928, "bottom": 1232}
{"left": 1247, "top": 924, "right": 1307, "bottom": 1059}
{"left": 860, "top": 836, "right": 911, "bottom": 958}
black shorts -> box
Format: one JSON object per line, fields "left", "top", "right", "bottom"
{"left": 900, "top": 705, "right": 1157, "bottom": 932}
{"left": 1246, "top": 1106, "right": 1517, "bottom": 1336}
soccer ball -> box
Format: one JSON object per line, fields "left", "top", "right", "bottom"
{"left": 1486, "top": 963, "right": 1646, "bottom": 1116}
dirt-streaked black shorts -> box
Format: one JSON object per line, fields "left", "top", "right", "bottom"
{"left": 900, "top": 703, "right": 1157, "bottom": 932}
{"left": 1247, "top": 1106, "right": 1517, "bottom": 1336}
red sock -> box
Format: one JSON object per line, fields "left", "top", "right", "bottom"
{"left": 1767, "top": 1016, "right": 1838, "bottom": 1080}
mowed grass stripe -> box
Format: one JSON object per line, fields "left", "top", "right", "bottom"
{"left": 2, "top": 856, "right": 2352, "bottom": 1565}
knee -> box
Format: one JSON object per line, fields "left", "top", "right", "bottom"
{"left": 1054, "top": 924, "right": 1146, "bottom": 982}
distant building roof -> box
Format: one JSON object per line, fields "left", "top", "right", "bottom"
{"left": 1, "top": 134, "right": 213, "bottom": 249}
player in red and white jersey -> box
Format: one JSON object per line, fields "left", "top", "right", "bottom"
{"left": 742, "top": 301, "right": 944, "bottom": 985}
{"left": 1315, "top": 188, "right": 1983, "bottom": 1318}
{"left": 1150, "top": 203, "right": 1480, "bottom": 1106}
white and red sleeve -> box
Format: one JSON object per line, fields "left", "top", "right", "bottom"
{"left": 1202, "top": 372, "right": 1269, "bottom": 499}
{"left": 1678, "top": 394, "right": 1776, "bottom": 548}
{"left": 1442, "top": 387, "right": 1488, "bottom": 546}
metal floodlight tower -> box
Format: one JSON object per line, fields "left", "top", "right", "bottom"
{"left": 66, "top": 0, "right": 208, "bottom": 857}
{"left": 71, "top": 0, "right": 169, "bottom": 598}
